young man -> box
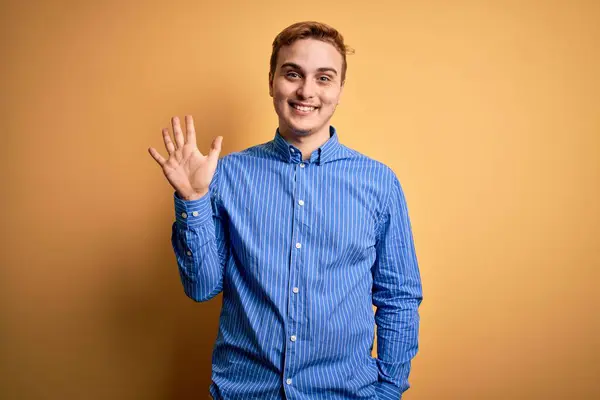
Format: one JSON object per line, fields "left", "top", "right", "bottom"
{"left": 148, "top": 21, "right": 423, "bottom": 400}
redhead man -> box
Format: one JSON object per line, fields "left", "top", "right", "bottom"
{"left": 149, "top": 21, "right": 423, "bottom": 400}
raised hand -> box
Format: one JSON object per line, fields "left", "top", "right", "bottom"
{"left": 148, "top": 115, "right": 223, "bottom": 201}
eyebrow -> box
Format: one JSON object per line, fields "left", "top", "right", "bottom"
{"left": 280, "top": 62, "right": 338, "bottom": 76}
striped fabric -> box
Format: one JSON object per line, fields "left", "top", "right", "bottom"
{"left": 171, "top": 125, "right": 423, "bottom": 400}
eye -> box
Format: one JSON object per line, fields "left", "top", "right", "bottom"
{"left": 286, "top": 72, "right": 300, "bottom": 79}
{"left": 319, "top": 76, "right": 332, "bottom": 82}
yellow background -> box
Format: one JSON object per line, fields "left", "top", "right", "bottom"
{"left": 1, "top": 1, "right": 598, "bottom": 399}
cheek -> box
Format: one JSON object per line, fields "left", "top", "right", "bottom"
{"left": 273, "top": 80, "right": 293, "bottom": 96}
{"left": 272, "top": 90, "right": 291, "bottom": 114}
{"left": 321, "top": 94, "right": 339, "bottom": 107}
{"left": 320, "top": 88, "right": 341, "bottom": 104}
{"left": 270, "top": 88, "right": 284, "bottom": 102}
{"left": 273, "top": 89, "right": 290, "bottom": 105}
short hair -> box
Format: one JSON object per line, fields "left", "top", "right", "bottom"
{"left": 269, "top": 21, "right": 355, "bottom": 86}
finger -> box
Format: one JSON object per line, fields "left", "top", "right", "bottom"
{"left": 185, "top": 115, "right": 197, "bottom": 145}
{"left": 208, "top": 136, "right": 223, "bottom": 160}
{"left": 148, "top": 147, "right": 166, "bottom": 166}
{"left": 171, "top": 116, "right": 185, "bottom": 149}
{"left": 162, "top": 128, "right": 176, "bottom": 155}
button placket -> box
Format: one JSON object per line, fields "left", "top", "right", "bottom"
{"left": 285, "top": 160, "right": 307, "bottom": 383}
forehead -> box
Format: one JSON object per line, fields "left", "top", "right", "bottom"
{"left": 277, "top": 38, "right": 343, "bottom": 71}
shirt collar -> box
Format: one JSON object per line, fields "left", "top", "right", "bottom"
{"left": 272, "top": 125, "right": 343, "bottom": 165}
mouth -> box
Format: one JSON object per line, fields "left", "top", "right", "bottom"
{"left": 289, "top": 101, "right": 319, "bottom": 115}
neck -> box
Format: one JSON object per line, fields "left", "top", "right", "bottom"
{"left": 279, "top": 124, "right": 331, "bottom": 161}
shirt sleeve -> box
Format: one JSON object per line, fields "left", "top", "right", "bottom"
{"left": 372, "top": 174, "right": 423, "bottom": 399}
{"left": 171, "top": 164, "right": 230, "bottom": 302}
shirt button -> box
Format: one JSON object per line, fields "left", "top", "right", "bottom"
{"left": 192, "top": 211, "right": 199, "bottom": 217}
{"left": 295, "top": 242, "right": 301, "bottom": 249}
{"left": 181, "top": 212, "right": 188, "bottom": 219}
{"left": 292, "top": 287, "right": 299, "bottom": 293}
{"left": 186, "top": 251, "right": 192, "bottom": 256}
{"left": 290, "top": 335, "right": 297, "bottom": 342}
{"left": 298, "top": 200, "right": 304, "bottom": 206}
{"left": 290, "top": 148, "right": 295, "bottom": 153}
{"left": 299, "top": 163, "right": 305, "bottom": 168}
{"left": 286, "top": 378, "right": 292, "bottom": 385}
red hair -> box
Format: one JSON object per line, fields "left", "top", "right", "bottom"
{"left": 269, "top": 21, "right": 355, "bottom": 85}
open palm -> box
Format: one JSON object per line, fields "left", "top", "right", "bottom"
{"left": 148, "top": 115, "right": 223, "bottom": 200}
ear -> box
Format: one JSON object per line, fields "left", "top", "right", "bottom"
{"left": 337, "top": 82, "right": 345, "bottom": 105}
{"left": 268, "top": 73, "right": 273, "bottom": 97}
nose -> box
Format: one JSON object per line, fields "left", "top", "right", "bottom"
{"left": 296, "top": 78, "right": 317, "bottom": 99}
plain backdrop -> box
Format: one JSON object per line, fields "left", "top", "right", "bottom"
{"left": 1, "top": 0, "right": 598, "bottom": 399}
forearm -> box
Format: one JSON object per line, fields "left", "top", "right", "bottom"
{"left": 374, "top": 297, "right": 421, "bottom": 399}
{"left": 172, "top": 191, "right": 227, "bottom": 302}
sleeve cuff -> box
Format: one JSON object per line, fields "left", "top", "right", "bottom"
{"left": 375, "top": 380, "right": 402, "bottom": 400}
{"left": 173, "top": 191, "right": 213, "bottom": 227}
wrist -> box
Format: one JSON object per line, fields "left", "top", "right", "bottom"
{"left": 177, "top": 190, "right": 207, "bottom": 201}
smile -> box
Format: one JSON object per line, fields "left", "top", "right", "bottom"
{"left": 290, "top": 103, "right": 318, "bottom": 114}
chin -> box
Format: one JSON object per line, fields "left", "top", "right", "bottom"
{"left": 287, "top": 114, "right": 324, "bottom": 130}
{"left": 291, "top": 127, "right": 313, "bottom": 136}
{"left": 286, "top": 120, "right": 319, "bottom": 136}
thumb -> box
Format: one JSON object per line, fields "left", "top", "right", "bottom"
{"left": 208, "top": 136, "right": 223, "bottom": 160}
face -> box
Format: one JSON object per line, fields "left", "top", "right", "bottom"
{"left": 269, "top": 38, "right": 344, "bottom": 139}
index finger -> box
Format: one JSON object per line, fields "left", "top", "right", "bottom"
{"left": 185, "top": 115, "right": 196, "bottom": 145}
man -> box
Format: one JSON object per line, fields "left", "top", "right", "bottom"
{"left": 148, "top": 21, "right": 423, "bottom": 400}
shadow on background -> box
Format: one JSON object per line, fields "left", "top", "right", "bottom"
{"left": 104, "top": 93, "right": 252, "bottom": 399}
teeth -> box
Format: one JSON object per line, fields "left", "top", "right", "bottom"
{"left": 292, "top": 104, "right": 316, "bottom": 112}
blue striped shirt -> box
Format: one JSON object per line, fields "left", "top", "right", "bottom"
{"left": 171, "top": 125, "right": 423, "bottom": 400}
